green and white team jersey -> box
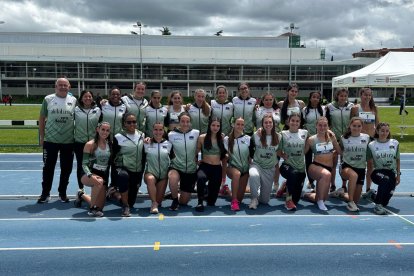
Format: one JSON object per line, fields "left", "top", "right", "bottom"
{"left": 367, "top": 139, "right": 400, "bottom": 174}
{"left": 251, "top": 132, "right": 281, "bottom": 169}
{"left": 113, "top": 130, "right": 145, "bottom": 172}
{"left": 121, "top": 95, "right": 148, "bottom": 132}
{"left": 210, "top": 100, "right": 233, "bottom": 136}
{"left": 326, "top": 101, "right": 353, "bottom": 139}
{"left": 40, "top": 93, "right": 77, "bottom": 144}
{"left": 224, "top": 134, "right": 251, "bottom": 173}
{"left": 188, "top": 103, "right": 210, "bottom": 134}
{"left": 280, "top": 129, "right": 308, "bottom": 172}
{"left": 255, "top": 107, "right": 281, "bottom": 132}
{"left": 168, "top": 128, "right": 200, "bottom": 173}
{"left": 167, "top": 105, "right": 185, "bottom": 129}
{"left": 302, "top": 106, "right": 325, "bottom": 136}
{"left": 232, "top": 96, "right": 256, "bottom": 134}
{"left": 340, "top": 133, "right": 370, "bottom": 169}
{"left": 144, "top": 139, "right": 172, "bottom": 179}
{"left": 310, "top": 135, "right": 334, "bottom": 155}
{"left": 74, "top": 105, "right": 101, "bottom": 143}
{"left": 101, "top": 102, "right": 127, "bottom": 138}
{"left": 82, "top": 142, "right": 111, "bottom": 176}
{"left": 144, "top": 104, "right": 168, "bottom": 137}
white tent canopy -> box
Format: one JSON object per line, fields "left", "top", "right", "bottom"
{"left": 332, "top": 52, "right": 414, "bottom": 88}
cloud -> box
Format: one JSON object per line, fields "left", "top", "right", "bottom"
{"left": 0, "top": 0, "right": 412, "bottom": 59}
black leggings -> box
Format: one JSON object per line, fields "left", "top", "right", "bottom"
{"left": 196, "top": 163, "right": 222, "bottom": 205}
{"left": 280, "top": 163, "right": 306, "bottom": 204}
{"left": 370, "top": 169, "right": 396, "bottom": 207}
{"left": 74, "top": 142, "right": 86, "bottom": 189}
{"left": 116, "top": 168, "right": 143, "bottom": 208}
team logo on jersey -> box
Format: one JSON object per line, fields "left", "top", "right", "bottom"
{"left": 189, "top": 136, "right": 195, "bottom": 140}
{"left": 248, "top": 102, "right": 253, "bottom": 105}
{"left": 67, "top": 102, "right": 73, "bottom": 106}
{"left": 226, "top": 107, "right": 230, "bottom": 110}
{"left": 119, "top": 109, "right": 125, "bottom": 112}
{"left": 361, "top": 139, "right": 367, "bottom": 143}
{"left": 92, "top": 110, "right": 97, "bottom": 114}
{"left": 162, "top": 145, "right": 168, "bottom": 149}
{"left": 390, "top": 145, "right": 395, "bottom": 149}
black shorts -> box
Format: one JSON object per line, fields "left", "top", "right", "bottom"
{"left": 340, "top": 162, "right": 365, "bottom": 185}
{"left": 82, "top": 168, "right": 109, "bottom": 186}
{"left": 169, "top": 167, "right": 197, "bottom": 193}
{"left": 311, "top": 161, "right": 332, "bottom": 173}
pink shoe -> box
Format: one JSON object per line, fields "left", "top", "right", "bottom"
{"left": 219, "top": 184, "right": 231, "bottom": 196}
{"left": 231, "top": 199, "right": 240, "bottom": 211}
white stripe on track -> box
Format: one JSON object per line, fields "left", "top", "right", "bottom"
{"left": 0, "top": 214, "right": 414, "bottom": 222}
{"left": 1, "top": 242, "right": 414, "bottom": 251}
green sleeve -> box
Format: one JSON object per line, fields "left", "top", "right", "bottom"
{"left": 82, "top": 152, "right": 92, "bottom": 177}
{"left": 40, "top": 99, "right": 48, "bottom": 117}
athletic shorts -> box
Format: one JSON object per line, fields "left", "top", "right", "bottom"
{"left": 169, "top": 167, "right": 197, "bottom": 193}
{"left": 340, "top": 162, "right": 366, "bottom": 185}
{"left": 311, "top": 161, "right": 332, "bottom": 173}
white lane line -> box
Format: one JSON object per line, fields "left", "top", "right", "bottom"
{"left": 366, "top": 199, "right": 414, "bottom": 226}
{"left": 1, "top": 242, "right": 414, "bottom": 251}
{"left": 1, "top": 214, "right": 413, "bottom": 222}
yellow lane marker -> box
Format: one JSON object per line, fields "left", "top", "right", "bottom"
{"left": 159, "top": 214, "right": 164, "bottom": 220}
{"left": 154, "top": 242, "right": 160, "bottom": 251}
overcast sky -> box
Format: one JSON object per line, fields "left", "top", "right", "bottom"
{"left": 1, "top": 0, "right": 413, "bottom": 60}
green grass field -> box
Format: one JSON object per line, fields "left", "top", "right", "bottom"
{"left": 1, "top": 105, "right": 414, "bottom": 153}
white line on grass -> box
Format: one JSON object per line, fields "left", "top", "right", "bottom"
{"left": 0, "top": 242, "right": 413, "bottom": 251}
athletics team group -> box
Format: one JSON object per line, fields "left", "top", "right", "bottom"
{"left": 36, "top": 77, "right": 400, "bottom": 217}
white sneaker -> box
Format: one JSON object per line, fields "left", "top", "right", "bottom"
{"left": 249, "top": 198, "right": 259, "bottom": 209}
{"left": 317, "top": 200, "right": 328, "bottom": 211}
{"left": 347, "top": 201, "right": 359, "bottom": 212}
{"left": 150, "top": 202, "right": 159, "bottom": 214}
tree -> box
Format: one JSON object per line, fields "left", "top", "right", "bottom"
{"left": 160, "top": 26, "right": 171, "bottom": 35}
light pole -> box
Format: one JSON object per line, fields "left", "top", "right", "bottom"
{"left": 132, "top": 21, "right": 146, "bottom": 80}
{"left": 286, "top": 23, "right": 299, "bottom": 84}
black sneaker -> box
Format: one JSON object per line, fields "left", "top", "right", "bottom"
{"left": 195, "top": 203, "right": 204, "bottom": 212}
{"left": 37, "top": 195, "right": 50, "bottom": 204}
{"left": 87, "top": 206, "right": 103, "bottom": 217}
{"left": 164, "top": 192, "right": 173, "bottom": 200}
{"left": 73, "top": 190, "right": 84, "bottom": 208}
{"left": 169, "top": 198, "right": 179, "bottom": 211}
{"left": 59, "top": 195, "right": 70, "bottom": 203}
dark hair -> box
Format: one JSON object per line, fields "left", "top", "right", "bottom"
{"left": 305, "top": 91, "right": 323, "bottom": 117}
{"left": 93, "top": 121, "right": 112, "bottom": 152}
{"left": 121, "top": 112, "right": 137, "bottom": 128}
{"left": 334, "top": 88, "right": 349, "bottom": 105}
{"left": 374, "top": 122, "right": 391, "bottom": 139}
{"left": 134, "top": 81, "right": 146, "bottom": 89}
{"left": 260, "top": 114, "right": 279, "bottom": 146}
{"left": 215, "top": 85, "right": 228, "bottom": 97}
{"left": 150, "top": 121, "right": 168, "bottom": 142}
{"left": 281, "top": 83, "right": 299, "bottom": 123}
{"left": 259, "top": 91, "right": 278, "bottom": 109}
{"left": 343, "top": 117, "right": 364, "bottom": 139}
{"left": 167, "top": 90, "right": 183, "bottom": 107}
{"left": 149, "top": 90, "right": 162, "bottom": 107}
{"left": 178, "top": 111, "right": 191, "bottom": 122}
{"left": 228, "top": 117, "right": 244, "bottom": 153}
{"left": 78, "top": 90, "right": 96, "bottom": 109}
{"left": 204, "top": 117, "right": 226, "bottom": 159}
{"left": 238, "top": 82, "right": 250, "bottom": 91}
{"left": 359, "top": 87, "right": 378, "bottom": 114}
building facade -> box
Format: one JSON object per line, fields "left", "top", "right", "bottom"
{"left": 0, "top": 32, "right": 372, "bottom": 100}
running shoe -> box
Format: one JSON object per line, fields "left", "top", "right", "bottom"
{"left": 231, "top": 199, "right": 240, "bottom": 211}
{"left": 275, "top": 185, "right": 287, "bottom": 198}
{"left": 374, "top": 204, "right": 387, "bottom": 215}
{"left": 285, "top": 200, "right": 297, "bottom": 211}
{"left": 150, "top": 202, "right": 159, "bottom": 214}
{"left": 106, "top": 186, "right": 117, "bottom": 200}
{"left": 195, "top": 202, "right": 205, "bottom": 212}
{"left": 362, "top": 189, "right": 376, "bottom": 200}
{"left": 249, "top": 198, "right": 259, "bottom": 209}
{"left": 122, "top": 206, "right": 131, "bottom": 217}
{"left": 37, "top": 195, "right": 50, "bottom": 204}
{"left": 59, "top": 195, "right": 70, "bottom": 203}
{"left": 169, "top": 198, "right": 179, "bottom": 211}
{"left": 73, "top": 190, "right": 84, "bottom": 208}
{"left": 219, "top": 184, "right": 231, "bottom": 196}
{"left": 330, "top": 188, "right": 346, "bottom": 198}
{"left": 346, "top": 201, "right": 359, "bottom": 212}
